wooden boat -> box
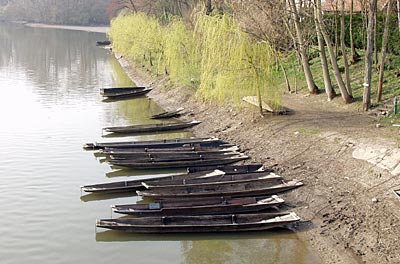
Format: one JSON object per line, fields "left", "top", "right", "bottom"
{"left": 81, "top": 168, "right": 273, "bottom": 194}
{"left": 83, "top": 137, "right": 229, "bottom": 150}
{"left": 109, "top": 154, "right": 249, "bottom": 169}
{"left": 137, "top": 180, "right": 303, "bottom": 198}
{"left": 142, "top": 172, "right": 283, "bottom": 189}
{"left": 151, "top": 107, "right": 184, "bottom": 119}
{"left": 187, "top": 164, "right": 265, "bottom": 174}
{"left": 103, "top": 120, "right": 201, "bottom": 134}
{"left": 112, "top": 195, "right": 285, "bottom": 216}
{"left": 96, "top": 40, "right": 111, "bottom": 46}
{"left": 103, "top": 146, "right": 239, "bottom": 156}
{"left": 109, "top": 151, "right": 240, "bottom": 161}
{"left": 81, "top": 170, "right": 225, "bottom": 194}
{"left": 96, "top": 212, "right": 300, "bottom": 233}
{"left": 100, "top": 87, "right": 152, "bottom": 99}
{"left": 101, "top": 146, "right": 239, "bottom": 155}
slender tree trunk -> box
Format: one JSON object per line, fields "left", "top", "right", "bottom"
{"left": 205, "top": 0, "right": 212, "bottom": 15}
{"left": 374, "top": 9, "right": 378, "bottom": 65}
{"left": 288, "top": 0, "right": 319, "bottom": 94}
{"left": 364, "top": 0, "right": 377, "bottom": 111}
{"left": 341, "top": 0, "right": 352, "bottom": 96}
{"left": 315, "top": 0, "right": 352, "bottom": 103}
{"left": 397, "top": 0, "right": 400, "bottom": 32}
{"left": 349, "top": 0, "right": 359, "bottom": 63}
{"left": 335, "top": 7, "right": 339, "bottom": 57}
{"left": 314, "top": 2, "right": 335, "bottom": 100}
{"left": 377, "top": 0, "right": 393, "bottom": 102}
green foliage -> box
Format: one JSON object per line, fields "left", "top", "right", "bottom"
{"left": 324, "top": 14, "right": 400, "bottom": 54}
{"left": 109, "top": 12, "right": 281, "bottom": 110}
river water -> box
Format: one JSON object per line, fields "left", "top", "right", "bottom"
{"left": 0, "top": 22, "right": 320, "bottom": 264}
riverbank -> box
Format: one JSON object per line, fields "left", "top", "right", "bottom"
{"left": 116, "top": 54, "right": 400, "bottom": 264}
{"left": 26, "top": 23, "right": 109, "bottom": 33}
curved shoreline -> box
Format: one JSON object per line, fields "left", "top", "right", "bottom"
{"left": 26, "top": 23, "right": 109, "bottom": 33}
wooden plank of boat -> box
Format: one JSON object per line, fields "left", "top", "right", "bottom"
{"left": 81, "top": 170, "right": 225, "bottom": 194}
{"left": 137, "top": 180, "right": 303, "bottom": 198}
{"left": 109, "top": 152, "right": 240, "bottom": 161}
{"left": 83, "top": 137, "right": 228, "bottom": 150}
{"left": 151, "top": 107, "right": 184, "bottom": 119}
{"left": 187, "top": 164, "right": 265, "bottom": 174}
{"left": 142, "top": 172, "right": 283, "bottom": 189}
{"left": 112, "top": 195, "right": 285, "bottom": 216}
{"left": 109, "top": 155, "right": 249, "bottom": 169}
{"left": 96, "top": 212, "right": 300, "bottom": 233}
{"left": 103, "top": 120, "right": 201, "bottom": 134}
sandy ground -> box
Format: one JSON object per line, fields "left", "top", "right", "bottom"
{"left": 116, "top": 56, "right": 400, "bottom": 264}
{"left": 26, "top": 23, "right": 109, "bottom": 33}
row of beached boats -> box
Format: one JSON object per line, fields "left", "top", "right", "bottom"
{"left": 82, "top": 87, "right": 302, "bottom": 233}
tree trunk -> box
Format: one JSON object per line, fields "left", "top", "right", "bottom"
{"left": 341, "top": 0, "right": 352, "bottom": 97}
{"left": 397, "top": 0, "right": 400, "bottom": 32}
{"left": 374, "top": 9, "right": 378, "bottom": 65}
{"left": 363, "top": 0, "right": 377, "bottom": 111}
{"left": 315, "top": 0, "right": 352, "bottom": 103}
{"left": 288, "top": 0, "right": 319, "bottom": 94}
{"left": 377, "top": 0, "right": 393, "bottom": 102}
{"left": 349, "top": 0, "right": 359, "bottom": 63}
{"left": 205, "top": 0, "right": 212, "bottom": 15}
{"left": 314, "top": 2, "right": 335, "bottom": 100}
{"left": 335, "top": 7, "right": 339, "bottom": 57}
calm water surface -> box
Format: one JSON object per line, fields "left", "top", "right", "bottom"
{"left": 0, "top": 23, "right": 320, "bottom": 264}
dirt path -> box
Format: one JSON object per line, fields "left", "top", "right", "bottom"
{"left": 119, "top": 56, "right": 400, "bottom": 264}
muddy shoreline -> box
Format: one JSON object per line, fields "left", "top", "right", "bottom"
{"left": 116, "top": 55, "right": 400, "bottom": 264}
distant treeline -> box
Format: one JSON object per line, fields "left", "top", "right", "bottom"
{"left": 0, "top": 0, "right": 110, "bottom": 25}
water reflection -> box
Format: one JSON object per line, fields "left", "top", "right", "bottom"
{"left": 96, "top": 229, "right": 319, "bottom": 263}
{"left": 0, "top": 22, "right": 112, "bottom": 106}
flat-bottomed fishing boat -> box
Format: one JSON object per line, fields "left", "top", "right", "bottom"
{"left": 103, "top": 120, "right": 201, "bottom": 134}
{"left": 112, "top": 195, "right": 285, "bottom": 216}
{"left": 96, "top": 212, "right": 300, "bottom": 233}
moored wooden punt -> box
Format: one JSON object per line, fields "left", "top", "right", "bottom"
{"left": 112, "top": 195, "right": 285, "bottom": 216}
{"left": 151, "top": 107, "right": 184, "bottom": 119}
{"left": 96, "top": 40, "right": 111, "bottom": 46}
{"left": 101, "top": 86, "right": 146, "bottom": 95}
{"left": 95, "top": 212, "right": 300, "bottom": 233}
{"left": 109, "top": 154, "right": 249, "bottom": 169}
{"left": 142, "top": 172, "right": 283, "bottom": 189}
{"left": 81, "top": 170, "right": 225, "bottom": 194}
{"left": 109, "top": 152, "right": 240, "bottom": 161}
{"left": 103, "top": 87, "right": 152, "bottom": 101}
{"left": 137, "top": 180, "right": 303, "bottom": 198}
{"left": 83, "top": 137, "right": 229, "bottom": 150}
{"left": 101, "top": 146, "right": 239, "bottom": 155}
{"left": 187, "top": 164, "right": 265, "bottom": 174}
{"left": 103, "top": 120, "right": 201, "bottom": 134}
{"left": 81, "top": 168, "right": 272, "bottom": 194}
{"left": 102, "top": 146, "right": 239, "bottom": 157}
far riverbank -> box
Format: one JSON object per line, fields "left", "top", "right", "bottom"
{"left": 26, "top": 22, "right": 109, "bottom": 33}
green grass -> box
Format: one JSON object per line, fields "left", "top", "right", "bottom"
{"left": 278, "top": 48, "right": 400, "bottom": 110}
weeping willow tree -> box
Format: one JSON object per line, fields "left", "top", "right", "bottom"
{"left": 163, "top": 19, "right": 201, "bottom": 87}
{"left": 109, "top": 12, "right": 281, "bottom": 114}
{"left": 195, "top": 14, "right": 280, "bottom": 113}
{"left": 108, "top": 12, "right": 164, "bottom": 68}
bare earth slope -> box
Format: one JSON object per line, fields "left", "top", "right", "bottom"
{"left": 118, "top": 56, "right": 400, "bottom": 264}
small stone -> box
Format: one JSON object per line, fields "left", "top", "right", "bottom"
{"left": 372, "top": 197, "right": 379, "bottom": 203}
{"left": 344, "top": 176, "right": 349, "bottom": 180}
{"left": 376, "top": 123, "right": 382, "bottom": 128}
{"left": 294, "top": 131, "right": 299, "bottom": 135}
